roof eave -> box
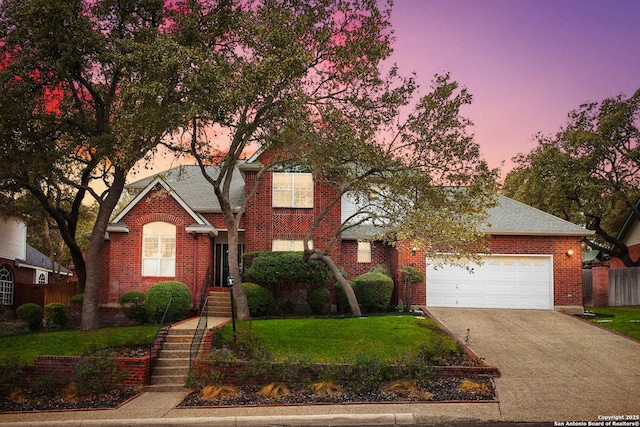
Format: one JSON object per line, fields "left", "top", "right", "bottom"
{"left": 485, "top": 229, "right": 595, "bottom": 237}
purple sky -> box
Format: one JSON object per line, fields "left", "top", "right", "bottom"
{"left": 387, "top": 0, "right": 640, "bottom": 175}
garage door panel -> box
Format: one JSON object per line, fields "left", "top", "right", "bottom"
{"left": 426, "top": 255, "right": 552, "bottom": 310}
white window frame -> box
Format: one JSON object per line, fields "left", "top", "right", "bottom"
{"left": 0, "top": 265, "right": 14, "bottom": 305}
{"left": 357, "top": 241, "right": 372, "bottom": 263}
{"left": 142, "top": 222, "right": 176, "bottom": 277}
{"left": 36, "top": 270, "right": 47, "bottom": 285}
{"left": 272, "top": 172, "right": 314, "bottom": 208}
{"left": 272, "top": 239, "right": 313, "bottom": 252}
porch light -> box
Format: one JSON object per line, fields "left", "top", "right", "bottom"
{"left": 566, "top": 249, "right": 575, "bottom": 257}
{"left": 227, "top": 275, "right": 234, "bottom": 287}
{"left": 226, "top": 275, "right": 237, "bottom": 341}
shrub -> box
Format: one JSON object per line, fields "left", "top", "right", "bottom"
{"left": 72, "top": 350, "right": 126, "bottom": 397}
{"left": 44, "top": 302, "right": 68, "bottom": 328}
{"left": 0, "top": 355, "right": 25, "bottom": 397}
{"left": 244, "top": 251, "right": 330, "bottom": 287}
{"left": 242, "top": 283, "right": 275, "bottom": 317}
{"left": 16, "top": 303, "right": 43, "bottom": 331}
{"left": 351, "top": 272, "right": 394, "bottom": 313}
{"left": 70, "top": 294, "right": 84, "bottom": 304}
{"left": 119, "top": 291, "right": 147, "bottom": 324}
{"left": 307, "top": 287, "right": 331, "bottom": 315}
{"left": 145, "top": 281, "right": 192, "bottom": 323}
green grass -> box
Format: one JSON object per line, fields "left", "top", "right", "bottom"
{"left": 587, "top": 306, "right": 640, "bottom": 341}
{"left": 0, "top": 325, "right": 159, "bottom": 365}
{"left": 229, "top": 315, "right": 458, "bottom": 363}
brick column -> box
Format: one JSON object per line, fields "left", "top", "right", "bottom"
{"left": 591, "top": 267, "right": 610, "bottom": 308}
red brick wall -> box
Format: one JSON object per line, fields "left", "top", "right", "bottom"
{"left": 395, "top": 235, "right": 584, "bottom": 309}
{"left": 610, "top": 243, "right": 640, "bottom": 268}
{"left": 100, "top": 185, "right": 214, "bottom": 307}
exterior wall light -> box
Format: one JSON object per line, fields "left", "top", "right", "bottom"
{"left": 566, "top": 249, "right": 575, "bottom": 257}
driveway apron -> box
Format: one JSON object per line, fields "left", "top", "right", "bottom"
{"left": 428, "top": 308, "right": 640, "bottom": 423}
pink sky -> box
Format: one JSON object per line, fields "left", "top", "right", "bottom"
{"left": 388, "top": 0, "right": 640, "bottom": 175}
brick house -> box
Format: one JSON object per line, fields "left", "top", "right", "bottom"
{"left": 100, "top": 158, "right": 592, "bottom": 313}
{"left": 0, "top": 217, "right": 72, "bottom": 312}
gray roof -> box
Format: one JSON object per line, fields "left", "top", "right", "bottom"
{"left": 18, "top": 245, "right": 71, "bottom": 274}
{"left": 485, "top": 195, "right": 593, "bottom": 236}
{"left": 127, "top": 165, "right": 245, "bottom": 213}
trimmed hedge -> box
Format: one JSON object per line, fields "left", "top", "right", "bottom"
{"left": 243, "top": 251, "right": 330, "bottom": 287}
{"left": 44, "top": 302, "right": 68, "bottom": 328}
{"left": 351, "top": 272, "right": 394, "bottom": 313}
{"left": 16, "top": 303, "right": 43, "bottom": 331}
{"left": 145, "top": 281, "right": 192, "bottom": 323}
{"left": 119, "top": 291, "right": 147, "bottom": 324}
{"left": 242, "top": 283, "right": 275, "bottom": 317}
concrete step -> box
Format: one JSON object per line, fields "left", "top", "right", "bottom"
{"left": 154, "top": 357, "right": 190, "bottom": 368}
{"left": 162, "top": 341, "right": 191, "bottom": 351}
{"left": 150, "top": 374, "right": 188, "bottom": 386}
{"left": 159, "top": 349, "right": 190, "bottom": 358}
{"left": 153, "top": 366, "right": 190, "bottom": 376}
{"left": 146, "top": 384, "right": 189, "bottom": 393}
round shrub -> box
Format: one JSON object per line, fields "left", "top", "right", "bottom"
{"left": 44, "top": 302, "right": 68, "bottom": 328}
{"left": 242, "top": 283, "right": 275, "bottom": 317}
{"left": 70, "top": 294, "right": 84, "bottom": 304}
{"left": 352, "top": 272, "right": 394, "bottom": 313}
{"left": 307, "top": 287, "right": 331, "bottom": 315}
{"left": 145, "top": 281, "right": 192, "bottom": 323}
{"left": 119, "top": 291, "right": 147, "bottom": 324}
{"left": 16, "top": 303, "right": 43, "bottom": 331}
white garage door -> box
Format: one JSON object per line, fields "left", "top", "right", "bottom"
{"left": 426, "top": 255, "right": 553, "bottom": 310}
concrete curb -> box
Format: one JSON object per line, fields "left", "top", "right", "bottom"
{"left": 1, "top": 413, "right": 416, "bottom": 427}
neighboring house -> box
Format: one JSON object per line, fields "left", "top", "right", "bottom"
{"left": 101, "top": 157, "right": 592, "bottom": 313}
{"left": 609, "top": 200, "right": 640, "bottom": 268}
{"left": 0, "top": 217, "right": 71, "bottom": 310}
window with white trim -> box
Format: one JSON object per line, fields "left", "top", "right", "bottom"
{"left": 273, "top": 172, "right": 313, "bottom": 208}
{"left": 142, "top": 222, "right": 176, "bottom": 277}
{"left": 37, "top": 271, "right": 47, "bottom": 285}
{"left": 272, "top": 239, "right": 313, "bottom": 252}
{"left": 0, "top": 265, "right": 14, "bottom": 305}
{"left": 357, "top": 241, "right": 372, "bottom": 263}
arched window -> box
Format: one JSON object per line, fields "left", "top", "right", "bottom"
{"left": 37, "top": 271, "right": 47, "bottom": 285}
{"left": 0, "top": 265, "right": 14, "bottom": 305}
{"left": 142, "top": 222, "right": 176, "bottom": 277}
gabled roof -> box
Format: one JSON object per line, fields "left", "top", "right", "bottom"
{"left": 125, "top": 165, "right": 245, "bottom": 213}
{"left": 615, "top": 199, "right": 640, "bottom": 241}
{"left": 16, "top": 245, "right": 72, "bottom": 275}
{"left": 111, "top": 175, "right": 217, "bottom": 235}
{"left": 485, "top": 195, "right": 593, "bottom": 236}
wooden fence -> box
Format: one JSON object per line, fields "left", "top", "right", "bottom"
{"left": 582, "top": 267, "right": 640, "bottom": 307}
{"left": 13, "top": 280, "right": 81, "bottom": 309}
{"left": 608, "top": 267, "right": 640, "bottom": 306}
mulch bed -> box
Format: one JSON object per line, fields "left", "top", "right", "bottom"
{"left": 0, "top": 388, "right": 140, "bottom": 412}
{"left": 179, "top": 377, "right": 496, "bottom": 408}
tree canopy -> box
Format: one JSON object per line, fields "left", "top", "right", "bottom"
{"left": 0, "top": 0, "right": 194, "bottom": 329}
{"left": 503, "top": 89, "right": 640, "bottom": 266}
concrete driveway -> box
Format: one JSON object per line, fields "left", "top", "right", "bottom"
{"left": 428, "top": 308, "right": 640, "bottom": 423}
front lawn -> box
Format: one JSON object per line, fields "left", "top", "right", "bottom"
{"left": 0, "top": 325, "right": 158, "bottom": 364}
{"left": 586, "top": 306, "right": 640, "bottom": 341}
{"left": 221, "top": 314, "right": 462, "bottom": 363}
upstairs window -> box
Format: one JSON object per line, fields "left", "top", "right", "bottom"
{"left": 273, "top": 172, "right": 313, "bottom": 208}
{"left": 142, "top": 222, "right": 176, "bottom": 277}
{"left": 357, "top": 241, "right": 372, "bottom": 263}
{"left": 272, "top": 239, "right": 313, "bottom": 252}
{"left": 0, "top": 265, "right": 14, "bottom": 305}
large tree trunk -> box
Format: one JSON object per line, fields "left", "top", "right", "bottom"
{"left": 80, "top": 169, "right": 126, "bottom": 330}
{"left": 226, "top": 221, "right": 250, "bottom": 320}
{"left": 309, "top": 251, "right": 362, "bottom": 316}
